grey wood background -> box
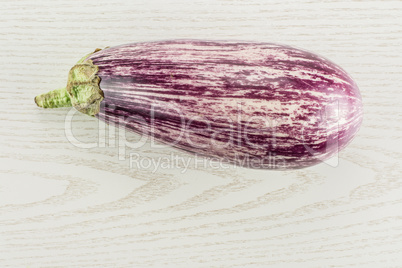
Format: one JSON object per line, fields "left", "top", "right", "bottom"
{"left": 1, "top": 0, "right": 401, "bottom": 267}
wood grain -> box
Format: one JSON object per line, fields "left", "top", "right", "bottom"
{"left": 0, "top": 0, "right": 401, "bottom": 267}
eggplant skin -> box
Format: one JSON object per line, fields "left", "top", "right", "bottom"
{"left": 87, "top": 39, "right": 363, "bottom": 169}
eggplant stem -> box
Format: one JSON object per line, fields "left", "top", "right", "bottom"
{"left": 34, "top": 87, "right": 72, "bottom": 108}
{"left": 35, "top": 48, "right": 105, "bottom": 116}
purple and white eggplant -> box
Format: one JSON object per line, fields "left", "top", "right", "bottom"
{"left": 35, "top": 40, "right": 363, "bottom": 169}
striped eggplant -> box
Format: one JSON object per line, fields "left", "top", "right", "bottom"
{"left": 35, "top": 39, "right": 363, "bottom": 169}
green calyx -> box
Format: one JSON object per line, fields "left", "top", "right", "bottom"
{"left": 66, "top": 59, "right": 103, "bottom": 116}
{"left": 34, "top": 48, "right": 104, "bottom": 116}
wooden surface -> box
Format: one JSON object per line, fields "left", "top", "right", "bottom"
{"left": 1, "top": 0, "right": 401, "bottom": 267}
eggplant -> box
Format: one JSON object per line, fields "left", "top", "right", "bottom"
{"left": 35, "top": 40, "right": 363, "bottom": 169}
